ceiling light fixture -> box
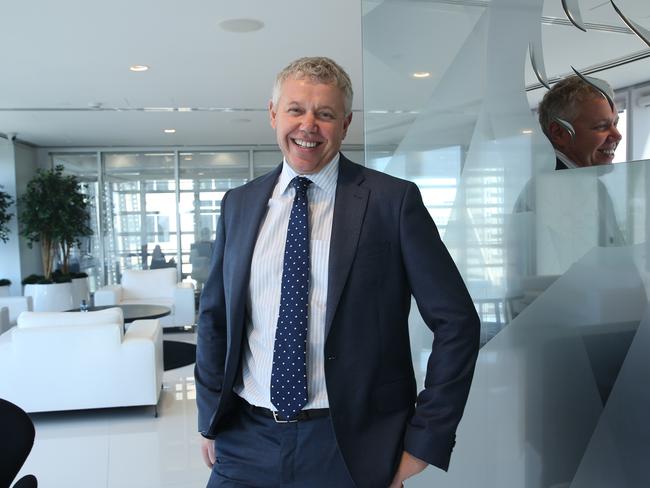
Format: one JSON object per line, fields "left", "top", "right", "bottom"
{"left": 219, "top": 18, "right": 265, "bottom": 33}
{"left": 412, "top": 72, "right": 431, "bottom": 78}
{"left": 522, "top": 129, "right": 533, "bottom": 134}
{"left": 163, "top": 129, "right": 176, "bottom": 134}
{"left": 129, "top": 65, "right": 149, "bottom": 72}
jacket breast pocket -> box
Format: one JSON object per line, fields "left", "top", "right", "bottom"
{"left": 371, "top": 378, "right": 415, "bottom": 414}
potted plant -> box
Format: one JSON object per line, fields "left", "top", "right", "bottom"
{"left": 18, "top": 165, "right": 93, "bottom": 311}
{"left": 0, "top": 186, "right": 14, "bottom": 296}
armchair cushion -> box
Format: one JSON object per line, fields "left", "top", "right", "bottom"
{"left": 121, "top": 268, "right": 176, "bottom": 300}
{"left": 93, "top": 285, "right": 122, "bottom": 306}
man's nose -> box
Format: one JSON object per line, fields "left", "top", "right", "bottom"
{"left": 300, "top": 112, "right": 317, "bottom": 132}
{"left": 610, "top": 125, "right": 622, "bottom": 142}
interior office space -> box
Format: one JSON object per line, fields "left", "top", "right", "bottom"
{"left": 1, "top": 0, "right": 650, "bottom": 487}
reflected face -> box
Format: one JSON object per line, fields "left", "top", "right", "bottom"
{"left": 556, "top": 96, "right": 622, "bottom": 167}
{"left": 270, "top": 77, "right": 352, "bottom": 174}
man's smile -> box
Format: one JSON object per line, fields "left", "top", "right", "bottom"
{"left": 292, "top": 138, "right": 322, "bottom": 149}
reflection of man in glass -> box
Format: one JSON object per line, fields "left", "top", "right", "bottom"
{"left": 508, "top": 76, "right": 625, "bottom": 320}
{"left": 538, "top": 76, "right": 622, "bottom": 170}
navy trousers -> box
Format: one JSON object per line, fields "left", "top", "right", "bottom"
{"left": 207, "top": 402, "right": 356, "bottom": 488}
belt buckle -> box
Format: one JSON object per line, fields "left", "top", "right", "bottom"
{"left": 272, "top": 411, "right": 298, "bottom": 423}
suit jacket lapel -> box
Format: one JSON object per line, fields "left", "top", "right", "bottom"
{"left": 325, "top": 155, "right": 369, "bottom": 338}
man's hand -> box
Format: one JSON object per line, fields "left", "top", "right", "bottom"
{"left": 388, "top": 451, "right": 427, "bottom": 488}
{"left": 200, "top": 437, "right": 216, "bottom": 469}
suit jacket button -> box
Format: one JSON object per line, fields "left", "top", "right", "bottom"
{"left": 327, "top": 355, "right": 336, "bottom": 361}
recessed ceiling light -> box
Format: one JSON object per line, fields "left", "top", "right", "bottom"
{"left": 163, "top": 129, "right": 176, "bottom": 134}
{"left": 522, "top": 129, "right": 533, "bottom": 134}
{"left": 412, "top": 72, "right": 431, "bottom": 78}
{"left": 129, "top": 65, "right": 149, "bottom": 72}
{"left": 231, "top": 118, "right": 252, "bottom": 124}
{"left": 219, "top": 18, "right": 264, "bottom": 33}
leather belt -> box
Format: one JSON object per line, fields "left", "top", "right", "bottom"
{"left": 243, "top": 401, "right": 330, "bottom": 423}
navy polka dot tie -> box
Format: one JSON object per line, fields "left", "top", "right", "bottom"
{"left": 270, "top": 176, "right": 312, "bottom": 421}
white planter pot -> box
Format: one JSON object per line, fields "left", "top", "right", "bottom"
{"left": 24, "top": 282, "right": 75, "bottom": 312}
{"left": 0, "top": 285, "right": 10, "bottom": 297}
{"left": 71, "top": 277, "right": 90, "bottom": 308}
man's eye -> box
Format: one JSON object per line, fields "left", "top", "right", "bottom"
{"left": 319, "top": 112, "right": 334, "bottom": 119}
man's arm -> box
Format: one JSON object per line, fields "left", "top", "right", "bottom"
{"left": 398, "top": 182, "right": 480, "bottom": 471}
{"left": 195, "top": 191, "right": 230, "bottom": 437}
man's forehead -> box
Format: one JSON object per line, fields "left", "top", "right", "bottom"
{"left": 575, "top": 96, "right": 617, "bottom": 121}
{"left": 279, "top": 77, "right": 345, "bottom": 103}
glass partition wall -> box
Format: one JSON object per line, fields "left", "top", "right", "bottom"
{"left": 54, "top": 146, "right": 363, "bottom": 293}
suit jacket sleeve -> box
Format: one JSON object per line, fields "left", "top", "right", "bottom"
{"left": 399, "top": 182, "right": 480, "bottom": 470}
{"left": 195, "top": 190, "right": 230, "bottom": 436}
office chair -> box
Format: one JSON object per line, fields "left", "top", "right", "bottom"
{"left": 0, "top": 398, "right": 37, "bottom": 488}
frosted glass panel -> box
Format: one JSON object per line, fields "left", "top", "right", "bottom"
{"left": 363, "top": 0, "right": 650, "bottom": 486}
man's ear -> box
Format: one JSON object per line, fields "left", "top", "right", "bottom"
{"left": 341, "top": 113, "right": 353, "bottom": 138}
{"left": 269, "top": 100, "right": 277, "bottom": 129}
{"left": 548, "top": 120, "right": 572, "bottom": 150}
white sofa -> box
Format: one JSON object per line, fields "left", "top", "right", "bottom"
{"left": 94, "top": 268, "right": 195, "bottom": 329}
{"left": 0, "top": 308, "right": 163, "bottom": 413}
{"left": 0, "top": 295, "right": 33, "bottom": 328}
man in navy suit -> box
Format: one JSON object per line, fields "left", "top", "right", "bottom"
{"left": 196, "top": 57, "right": 479, "bottom": 488}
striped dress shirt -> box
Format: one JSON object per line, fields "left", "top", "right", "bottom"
{"left": 234, "top": 155, "right": 339, "bottom": 410}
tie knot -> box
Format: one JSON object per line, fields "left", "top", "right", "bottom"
{"left": 291, "top": 176, "right": 312, "bottom": 196}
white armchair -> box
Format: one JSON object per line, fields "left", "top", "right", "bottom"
{"left": 94, "top": 268, "right": 195, "bottom": 328}
{"left": 0, "top": 296, "right": 33, "bottom": 328}
{"left": 0, "top": 308, "right": 163, "bottom": 413}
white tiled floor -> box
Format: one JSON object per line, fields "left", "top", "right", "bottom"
{"left": 15, "top": 332, "right": 211, "bottom": 488}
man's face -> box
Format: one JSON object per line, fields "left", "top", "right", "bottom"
{"left": 553, "top": 96, "right": 622, "bottom": 167}
{"left": 270, "top": 76, "right": 352, "bottom": 174}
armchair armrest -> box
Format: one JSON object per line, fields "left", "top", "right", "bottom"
{"left": 125, "top": 319, "right": 162, "bottom": 342}
{"left": 123, "top": 319, "right": 163, "bottom": 396}
{"left": 173, "top": 283, "right": 196, "bottom": 326}
{"left": 94, "top": 285, "right": 123, "bottom": 306}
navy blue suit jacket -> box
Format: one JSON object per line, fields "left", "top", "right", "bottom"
{"left": 195, "top": 154, "right": 479, "bottom": 487}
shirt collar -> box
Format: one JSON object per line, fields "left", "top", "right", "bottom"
{"left": 278, "top": 153, "right": 340, "bottom": 197}
{"left": 555, "top": 150, "right": 579, "bottom": 169}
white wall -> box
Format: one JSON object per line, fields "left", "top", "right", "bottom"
{"left": 15, "top": 143, "right": 43, "bottom": 281}
{"left": 0, "top": 138, "right": 42, "bottom": 295}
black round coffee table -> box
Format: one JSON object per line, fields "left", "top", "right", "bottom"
{"left": 66, "top": 304, "right": 171, "bottom": 323}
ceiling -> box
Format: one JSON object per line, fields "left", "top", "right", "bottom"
{"left": 0, "top": 0, "right": 649, "bottom": 149}
{"left": 0, "top": 0, "right": 364, "bottom": 147}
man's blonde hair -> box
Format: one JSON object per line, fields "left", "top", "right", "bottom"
{"left": 272, "top": 57, "right": 353, "bottom": 116}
